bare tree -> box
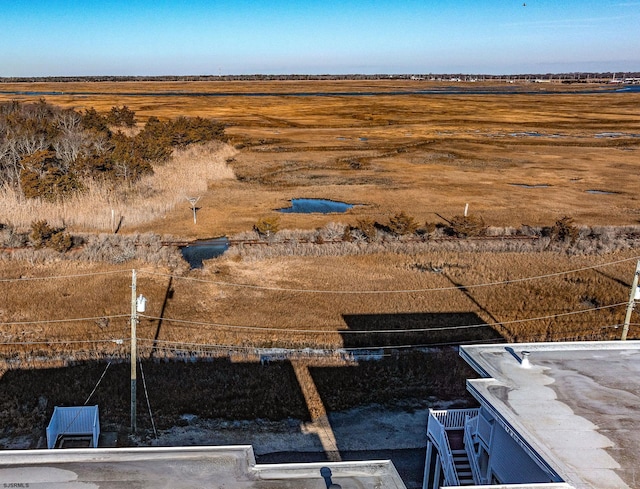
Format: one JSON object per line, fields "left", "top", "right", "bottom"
{"left": 54, "top": 109, "right": 82, "bottom": 133}
{"left": 15, "top": 134, "right": 48, "bottom": 156}
{"left": 52, "top": 130, "right": 88, "bottom": 168}
{"left": 0, "top": 140, "right": 22, "bottom": 187}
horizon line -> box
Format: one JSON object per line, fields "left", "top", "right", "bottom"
{"left": 1, "top": 71, "right": 639, "bottom": 80}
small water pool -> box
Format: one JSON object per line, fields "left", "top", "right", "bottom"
{"left": 180, "top": 237, "right": 229, "bottom": 269}
{"left": 586, "top": 189, "right": 618, "bottom": 195}
{"left": 278, "top": 198, "right": 354, "bottom": 214}
{"left": 509, "top": 183, "right": 551, "bottom": 189}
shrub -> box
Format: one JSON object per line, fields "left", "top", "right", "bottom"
{"left": 81, "top": 107, "right": 110, "bottom": 134}
{"left": 342, "top": 226, "right": 354, "bottom": 242}
{"left": 355, "top": 218, "right": 378, "bottom": 242}
{"left": 318, "top": 222, "right": 346, "bottom": 241}
{"left": 106, "top": 106, "right": 137, "bottom": 128}
{"left": 29, "top": 220, "right": 73, "bottom": 251}
{"left": 29, "top": 220, "right": 55, "bottom": 248}
{"left": 0, "top": 224, "right": 27, "bottom": 248}
{"left": 48, "top": 230, "right": 73, "bottom": 252}
{"left": 2, "top": 101, "right": 226, "bottom": 201}
{"left": 424, "top": 222, "right": 438, "bottom": 234}
{"left": 254, "top": 216, "right": 280, "bottom": 237}
{"left": 448, "top": 214, "right": 487, "bottom": 238}
{"left": 388, "top": 211, "right": 418, "bottom": 236}
{"left": 20, "top": 150, "right": 84, "bottom": 200}
{"left": 549, "top": 216, "right": 579, "bottom": 244}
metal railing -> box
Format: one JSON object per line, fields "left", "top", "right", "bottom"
{"left": 427, "top": 411, "right": 459, "bottom": 487}
{"left": 464, "top": 413, "right": 485, "bottom": 485}
{"left": 430, "top": 408, "right": 480, "bottom": 429}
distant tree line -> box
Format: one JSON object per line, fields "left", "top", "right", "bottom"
{"left": 1, "top": 72, "right": 637, "bottom": 83}
{"left": 0, "top": 100, "right": 226, "bottom": 200}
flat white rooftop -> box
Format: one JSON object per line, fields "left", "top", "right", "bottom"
{"left": 460, "top": 340, "right": 640, "bottom": 489}
{"left": 0, "top": 445, "right": 407, "bottom": 488}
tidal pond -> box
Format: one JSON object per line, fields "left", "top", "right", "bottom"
{"left": 278, "top": 199, "right": 354, "bottom": 214}
{"left": 180, "top": 237, "right": 229, "bottom": 269}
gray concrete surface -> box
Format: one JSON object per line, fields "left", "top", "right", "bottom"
{"left": 0, "top": 445, "right": 407, "bottom": 488}
{"left": 461, "top": 341, "right": 640, "bottom": 489}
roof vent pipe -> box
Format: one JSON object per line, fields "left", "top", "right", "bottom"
{"left": 521, "top": 351, "right": 531, "bottom": 369}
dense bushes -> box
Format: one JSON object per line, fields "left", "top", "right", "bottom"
{"left": 20, "top": 150, "right": 84, "bottom": 200}
{"left": 388, "top": 211, "right": 419, "bottom": 236}
{"left": 0, "top": 100, "right": 226, "bottom": 200}
{"left": 547, "top": 216, "right": 580, "bottom": 244}
{"left": 29, "top": 220, "right": 73, "bottom": 252}
{"left": 106, "top": 105, "right": 136, "bottom": 127}
{"left": 347, "top": 212, "right": 482, "bottom": 242}
{"left": 447, "top": 214, "right": 487, "bottom": 238}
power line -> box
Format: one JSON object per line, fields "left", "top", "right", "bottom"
{"left": 138, "top": 255, "right": 640, "bottom": 294}
{"left": 138, "top": 359, "right": 158, "bottom": 439}
{"left": 136, "top": 320, "right": 624, "bottom": 355}
{"left": 0, "top": 254, "right": 634, "bottom": 295}
{"left": 0, "top": 322, "right": 621, "bottom": 361}
{"left": 0, "top": 269, "right": 130, "bottom": 283}
{"left": 84, "top": 361, "right": 112, "bottom": 405}
{"left": 138, "top": 302, "right": 626, "bottom": 336}
{"left": 0, "top": 314, "right": 129, "bottom": 326}
{"left": 0, "top": 339, "right": 126, "bottom": 346}
{"left": 138, "top": 337, "right": 469, "bottom": 353}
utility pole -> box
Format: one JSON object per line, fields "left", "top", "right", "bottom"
{"left": 130, "top": 269, "right": 137, "bottom": 433}
{"left": 621, "top": 260, "right": 640, "bottom": 341}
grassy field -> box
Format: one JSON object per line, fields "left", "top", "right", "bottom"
{"left": 1, "top": 79, "right": 639, "bottom": 439}
{"left": 1, "top": 80, "right": 639, "bottom": 235}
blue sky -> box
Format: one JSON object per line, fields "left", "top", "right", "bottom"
{"left": 2, "top": 0, "right": 639, "bottom": 76}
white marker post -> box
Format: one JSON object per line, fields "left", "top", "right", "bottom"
{"left": 186, "top": 196, "right": 200, "bottom": 224}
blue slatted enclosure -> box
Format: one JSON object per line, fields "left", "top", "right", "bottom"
{"left": 46, "top": 406, "right": 100, "bottom": 449}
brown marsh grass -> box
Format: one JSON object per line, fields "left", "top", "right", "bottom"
{"left": 0, "top": 245, "right": 636, "bottom": 436}
{"left": 0, "top": 80, "right": 638, "bottom": 360}
{"left": 1, "top": 80, "right": 639, "bottom": 441}
{"left": 0, "top": 142, "right": 236, "bottom": 232}
{"left": 0, "top": 247, "right": 637, "bottom": 368}
{"left": 1, "top": 80, "right": 639, "bottom": 237}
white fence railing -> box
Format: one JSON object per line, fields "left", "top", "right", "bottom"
{"left": 464, "top": 413, "right": 485, "bottom": 485}
{"left": 430, "top": 408, "right": 480, "bottom": 429}
{"left": 46, "top": 405, "right": 100, "bottom": 449}
{"left": 427, "top": 411, "right": 459, "bottom": 487}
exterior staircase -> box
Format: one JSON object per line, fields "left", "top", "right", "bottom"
{"left": 452, "top": 449, "right": 475, "bottom": 485}
{"left": 427, "top": 408, "right": 482, "bottom": 488}
{"left": 447, "top": 429, "right": 475, "bottom": 486}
